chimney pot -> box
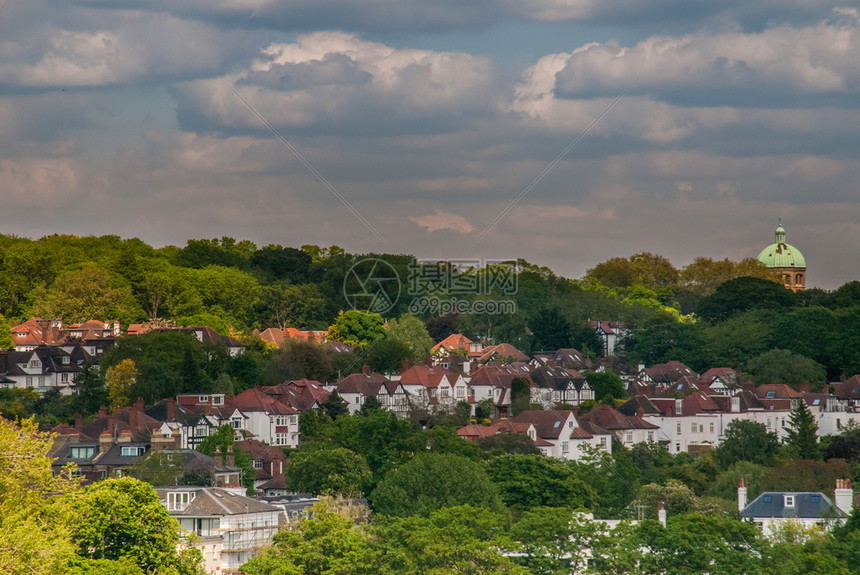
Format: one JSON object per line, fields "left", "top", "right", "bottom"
{"left": 362, "top": 364, "right": 371, "bottom": 376}
{"left": 226, "top": 445, "right": 235, "bottom": 467}
{"left": 75, "top": 413, "right": 83, "bottom": 433}
{"left": 167, "top": 398, "right": 176, "bottom": 421}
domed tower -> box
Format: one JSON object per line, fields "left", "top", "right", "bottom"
{"left": 757, "top": 219, "right": 806, "bottom": 292}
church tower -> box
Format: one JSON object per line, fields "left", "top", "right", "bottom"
{"left": 757, "top": 219, "right": 806, "bottom": 292}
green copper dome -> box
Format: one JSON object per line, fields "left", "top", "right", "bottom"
{"left": 757, "top": 219, "right": 806, "bottom": 268}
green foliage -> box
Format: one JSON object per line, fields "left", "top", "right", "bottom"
{"left": 366, "top": 336, "right": 413, "bottom": 374}
{"left": 323, "top": 390, "right": 349, "bottom": 419}
{"left": 369, "top": 453, "right": 505, "bottom": 517}
{"left": 68, "top": 478, "right": 201, "bottom": 574}
{"left": 528, "top": 306, "right": 572, "bottom": 351}
{"left": 785, "top": 400, "right": 820, "bottom": 459}
{"left": 697, "top": 276, "right": 797, "bottom": 322}
{"left": 260, "top": 338, "right": 333, "bottom": 385}
{"left": 287, "top": 443, "right": 372, "bottom": 496}
{"left": 584, "top": 369, "right": 626, "bottom": 402}
{"left": 761, "top": 459, "right": 850, "bottom": 493}
{"left": 476, "top": 433, "right": 541, "bottom": 456}
{"left": 745, "top": 349, "right": 827, "bottom": 390}
{"left": 510, "top": 377, "right": 531, "bottom": 417}
{"left": 0, "top": 314, "right": 12, "bottom": 349}
{"left": 486, "top": 455, "right": 594, "bottom": 513}
{"left": 715, "top": 419, "right": 780, "bottom": 469}
{"left": 327, "top": 310, "right": 386, "bottom": 348}
{"left": 195, "top": 425, "right": 255, "bottom": 495}
{"left": 509, "top": 508, "right": 606, "bottom": 574}
{"left": 386, "top": 314, "right": 433, "bottom": 360}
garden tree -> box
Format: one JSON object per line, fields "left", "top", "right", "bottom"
{"left": 409, "top": 425, "right": 483, "bottom": 460}
{"left": 584, "top": 369, "right": 626, "bottom": 402}
{"left": 184, "top": 265, "right": 262, "bottom": 328}
{"left": 745, "top": 349, "right": 827, "bottom": 390}
{"left": 486, "top": 455, "right": 594, "bottom": 512}
{"left": 528, "top": 306, "right": 572, "bottom": 351}
{"left": 629, "top": 441, "right": 676, "bottom": 486}
{"left": 327, "top": 310, "right": 387, "bottom": 348}
{"left": 260, "top": 338, "right": 333, "bottom": 385}
{"left": 836, "top": 306, "right": 860, "bottom": 376}
{"left": 634, "top": 514, "right": 764, "bottom": 575}
{"left": 714, "top": 419, "right": 779, "bottom": 468}
{"left": 760, "top": 459, "right": 851, "bottom": 494}
{"left": 631, "top": 480, "right": 728, "bottom": 519}
{"left": 0, "top": 388, "right": 39, "bottom": 420}
{"left": 359, "top": 396, "right": 384, "bottom": 415}
{"left": 824, "top": 423, "right": 860, "bottom": 461}
{"left": 196, "top": 425, "right": 255, "bottom": 495}
{"left": 696, "top": 276, "right": 797, "bottom": 322}
{"left": 316, "top": 408, "right": 420, "bottom": 487}
{"left": 509, "top": 508, "right": 607, "bottom": 575}
{"left": 68, "top": 478, "right": 203, "bottom": 574}
{"left": 386, "top": 314, "right": 433, "bottom": 360}
{"left": 72, "top": 363, "right": 108, "bottom": 415}
{"left": 773, "top": 307, "right": 840, "bottom": 379}
{"left": 424, "top": 313, "right": 459, "bottom": 342}
{"left": 785, "top": 400, "right": 820, "bottom": 459}
{"left": 369, "top": 453, "right": 505, "bottom": 517}
{"left": 250, "top": 244, "right": 312, "bottom": 284}
{"left": 32, "top": 263, "right": 144, "bottom": 325}
{"left": 571, "top": 320, "right": 604, "bottom": 358}
{"left": 366, "top": 336, "right": 413, "bottom": 374}
{"left": 476, "top": 432, "right": 541, "bottom": 455}
{"left": 509, "top": 376, "right": 532, "bottom": 417}
{"left": 126, "top": 452, "right": 188, "bottom": 487}
{"left": 0, "top": 314, "right": 12, "bottom": 349}
{"left": 286, "top": 443, "right": 372, "bottom": 496}
{"left": 0, "top": 418, "right": 77, "bottom": 575}
{"left": 372, "top": 506, "right": 524, "bottom": 574}
{"left": 570, "top": 443, "right": 641, "bottom": 516}
{"left": 105, "top": 358, "right": 139, "bottom": 410}
{"left": 323, "top": 390, "right": 349, "bottom": 419}
{"left": 626, "top": 311, "right": 683, "bottom": 366}
{"left": 586, "top": 252, "right": 679, "bottom": 289}
{"left": 241, "top": 498, "right": 389, "bottom": 575}
{"left": 707, "top": 460, "right": 770, "bottom": 502}
{"left": 211, "top": 372, "right": 234, "bottom": 395}
{"left": 175, "top": 237, "right": 255, "bottom": 270}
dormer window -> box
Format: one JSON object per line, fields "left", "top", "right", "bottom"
{"left": 784, "top": 495, "right": 795, "bottom": 507}
{"left": 167, "top": 491, "right": 195, "bottom": 511}
{"left": 121, "top": 446, "right": 145, "bottom": 457}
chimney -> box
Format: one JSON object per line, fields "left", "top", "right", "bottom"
{"left": 738, "top": 478, "right": 748, "bottom": 511}
{"left": 135, "top": 397, "right": 145, "bottom": 413}
{"left": 215, "top": 445, "right": 224, "bottom": 467}
{"left": 638, "top": 362, "right": 645, "bottom": 372}
{"left": 74, "top": 413, "right": 83, "bottom": 433}
{"left": 226, "top": 445, "right": 235, "bottom": 467}
{"left": 129, "top": 408, "right": 138, "bottom": 429}
{"left": 362, "top": 364, "right": 371, "bottom": 376}
{"left": 743, "top": 381, "right": 755, "bottom": 393}
{"left": 698, "top": 382, "right": 710, "bottom": 393}
{"left": 401, "top": 357, "right": 410, "bottom": 374}
{"left": 117, "top": 429, "right": 133, "bottom": 444}
{"left": 99, "top": 430, "right": 113, "bottom": 453}
{"left": 113, "top": 321, "right": 120, "bottom": 336}
{"left": 835, "top": 479, "right": 853, "bottom": 516}
{"left": 799, "top": 383, "right": 811, "bottom": 393}
{"left": 166, "top": 398, "right": 176, "bottom": 422}
{"left": 636, "top": 406, "right": 644, "bottom": 419}
{"left": 107, "top": 414, "right": 116, "bottom": 436}
{"left": 657, "top": 501, "right": 667, "bottom": 528}
{"left": 150, "top": 429, "right": 166, "bottom": 453}
{"left": 98, "top": 406, "right": 107, "bottom": 420}
{"left": 425, "top": 355, "right": 433, "bottom": 367}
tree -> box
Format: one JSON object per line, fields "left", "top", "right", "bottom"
{"left": 72, "top": 363, "right": 108, "bottom": 415}
{"left": 196, "top": 425, "right": 255, "bottom": 495}
{"left": 32, "top": 263, "right": 143, "bottom": 324}
{"left": 0, "top": 314, "right": 12, "bottom": 349}
{"left": 106, "top": 359, "right": 139, "bottom": 410}
{"left": 784, "top": 400, "right": 820, "bottom": 459}
{"left": 510, "top": 508, "right": 605, "bottom": 575}
{"left": 680, "top": 257, "right": 777, "bottom": 296}
{"left": 366, "top": 336, "right": 413, "bottom": 374}
{"left": 369, "top": 453, "right": 504, "bottom": 517}
{"left": 286, "top": 443, "right": 372, "bottom": 496}
{"left": 327, "top": 310, "right": 387, "bottom": 348}
{"left": 510, "top": 376, "right": 531, "bottom": 417}
{"left": 529, "top": 307, "right": 572, "bottom": 351}
{"left": 714, "top": 419, "right": 779, "bottom": 468}
{"left": 387, "top": 314, "right": 433, "bottom": 360}
{"left": 425, "top": 313, "right": 459, "bottom": 342}
{"left": 697, "top": 276, "right": 796, "bottom": 322}
{"left": 486, "top": 455, "right": 594, "bottom": 512}
{"left": 260, "top": 338, "right": 333, "bottom": 385}
{"left": 68, "top": 478, "right": 201, "bottom": 574}
{"left": 586, "top": 253, "right": 679, "bottom": 289}
{"left": 745, "top": 349, "right": 827, "bottom": 390}
{"left": 323, "top": 390, "right": 349, "bottom": 419}
{"left": 0, "top": 418, "right": 77, "bottom": 575}
{"left": 476, "top": 433, "right": 541, "bottom": 455}
{"left": 584, "top": 370, "right": 626, "bottom": 402}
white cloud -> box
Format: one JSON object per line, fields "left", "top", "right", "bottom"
{"left": 409, "top": 210, "right": 475, "bottom": 233}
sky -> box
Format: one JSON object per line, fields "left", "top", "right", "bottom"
{"left": 1, "top": 1, "right": 859, "bottom": 289}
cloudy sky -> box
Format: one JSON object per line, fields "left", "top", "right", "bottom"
{"left": 2, "top": 1, "right": 859, "bottom": 288}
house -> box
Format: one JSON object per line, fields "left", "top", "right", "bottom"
{"left": 477, "top": 343, "right": 530, "bottom": 364}
{"left": 257, "top": 327, "right": 327, "bottom": 348}
{"left": 228, "top": 388, "right": 300, "bottom": 448}
{"left": 738, "top": 478, "right": 852, "bottom": 537}
{"left": 754, "top": 384, "right": 803, "bottom": 412}
{"left": 577, "top": 404, "right": 659, "bottom": 448}
{"left": 336, "top": 366, "right": 410, "bottom": 417}
{"left": 148, "top": 396, "right": 247, "bottom": 448}
{"left": 469, "top": 365, "right": 536, "bottom": 416}
{"left": 431, "top": 333, "right": 482, "bottom": 357}
{"left": 830, "top": 375, "right": 860, "bottom": 410}
{"left": 156, "top": 486, "right": 283, "bottom": 574}
{"left": 235, "top": 439, "right": 287, "bottom": 489}
{"left": 510, "top": 410, "right": 612, "bottom": 460}
{"left": 0, "top": 345, "right": 95, "bottom": 395}
{"left": 639, "top": 361, "right": 699, "bottom": 386}
{"left": 589, "top": 321, "right": 629, "bottom": 356}
{"left": 10, "top": 317, "right": 119, "bottom": 353}
{"left": 399, "top": 365, "right": 472, "bottom": 413}
{"left": 456, "top": 420, "right": 537, "bottom": 443}
{"left": 700, "top": 367, "right": 742, "bottom": 396}
{"left": 263, "top": 379, "right": 330, "bottom": 412}
{"left": 529, "top": 366, "right": 593, "bottom": 407}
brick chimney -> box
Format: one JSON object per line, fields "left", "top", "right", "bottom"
{"left": 799, "top": 383, "right": 811, "bottom": 393}
{"left": 362, "top": 364, "right": 371, "bottom": 376}
{"left": 636, "top": 406, "right": 644, "bottom": 419}
{"left": 107, "top": 414, "right": 116, "bottom": 436}
{"left": 425, "top": 355, "right": 433, "bottom": 367}
{"left": 215, "top": 445, "right": 224, "bottom": 467}
{"left": 150, "top": 429, "right": 169, "bottom": 453}
{"left": 166, "top": 398, "right": 176, "bottom": 421}
{"left": 129, "top": 408, "right": 137, "bottom": 429}
{"left": 401, "top": 357, "right": 410, "bottom": 374}
{"left": 74, "top": 413, "right": 83, "bottom": 433}
{"left": 226, "top": 445, "right": 235, "bottom": 467}
{"left": 135, "top": 397, "right": 145, "bottom": 413}
{"left": 658, "top": 501, "right": 667, "bottom": 528}
{"left": 738, "top": 477, "right": 748, "bottom": 511}
{"left": 98, "top": 406, "right": 107, "bottom": 419}
{"left": 117, "top": 429, "right": 133, "bottom": 444}
{"left": 99, "top": 430, "right": 113, "bottom": 453}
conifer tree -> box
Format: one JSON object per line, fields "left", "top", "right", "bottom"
{"left": 785, "top": 399, "right": 819, "bottom": 459}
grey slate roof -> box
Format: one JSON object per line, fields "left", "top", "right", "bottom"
{"left": 156, "top": 487, "right": 280, "bottom": 516}
{"left": 740, "top": 492, "right": 847, "bottom": 519}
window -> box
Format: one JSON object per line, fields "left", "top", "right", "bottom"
{"left": 626, "top": 432, "right": 633, "bottom": 443}
{"left": 62, "top": 356, "right": 70, "bottom": 365}
{"left": 253, "top": 460, "right": 263, "bottom": 470}
{"left": 167, "top": 491, "right": 194, "bottom": 511}
{"left": 675, "top": 400, "right": 683, "bottom": 415}
{"left": 676, "top": 423, "right": 682, "bottom": 435}
{"left": 561, "top": 441, "right": 569, "bottom": 453}
{"left": 199, "top": 395, "right": 208, "bottom": 403}
{"left": 29, "top": 359, "right": 41, "bottom": 368}
{"left": 691, "top": 422, "right": 697, "bottom": 433}
{"left": 647, "top": 431, "right": 654, "bottom": 441}
{"left": 213, "top": 396, "right": 223, "bottom": 405}
{"left": 290, "top": 415, "right": 298, "bottom": 425}
{"left": 121, "top": 446, "right": 144, "bottom": 457}
{"left": 600, "top": 437, "right": 607, "bottom": 447}
{"left": 69, "top": 446, "right": 95, "bottom": 459}
{"left": 231, "top": 418, "right": 243, "bottom": 429}
{"left": 441, "top": 388, "right": 450, "bottom": 398}
{"left": 709, "top": 422, "right": 715, "bottom": 433}
{"left": 784, "top": 495, "right": 795, "bottom": 507}
{"left": 675, "top": 442, "right": 681, "bottom": 452}
{"left": 763, "top": 495, "right": 773, "bottom": 503}
{"left": 456, "top": 387, "right": 465, "bottom": 398}
{"left": 766, "top": 391, "right": 776, "bottom": 398}
{"left": 26, "top": 376, "right": 33, "bottom": 387}
{"left": 275, "top": 416, "right": 288, "bottom": 426}
{"left": 568, "top": 421, "right": 574, "bottom": 428}
{"left": 275, "top": 433, "right": 289, "bottom": 446}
